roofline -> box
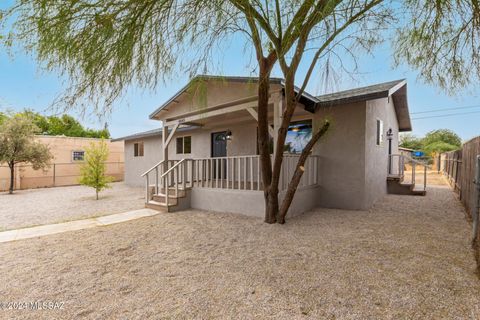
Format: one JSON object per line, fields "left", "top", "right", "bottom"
{"left": 111, "top": 129, "right": 162, "bottom": 142}
{"left": 149, "top": 75, "right": 284, "bottom": 120}
{"left": 315, "top": 79, "right": 406, "bottom": 107}
{"left": 111, "top": 125, "right": 198, "bottom": 142}
{"left": 388, "top": 79, "right": 407, "bottom": 96}
{"left": 35, "top": 135, "right": 112, "bottom": 141}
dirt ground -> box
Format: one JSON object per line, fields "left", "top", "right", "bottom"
{"left": 401, "top": 168, "right": 448, "bottom": 187}
{"left": 0, "top": 183, "right": 144, "bottom": 231}
{"left": 0, "top": 185, "right": 478, "bottom": 319}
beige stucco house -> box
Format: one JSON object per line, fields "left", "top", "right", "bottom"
{"left": 114, "top": 75, "right": 415, "bottom": 218}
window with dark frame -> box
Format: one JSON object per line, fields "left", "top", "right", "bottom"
{"left": 176, "top": 136, "right": 191, "bottom": 154}
{"left": 134, "top": 142, "right": 144, "bottom": 157}
{"left": 72, "top": 151, "right": 85, "bottom": 161}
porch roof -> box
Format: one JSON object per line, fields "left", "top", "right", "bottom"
{"left": 148, "top": 75, "right": 319, "bottom": 120}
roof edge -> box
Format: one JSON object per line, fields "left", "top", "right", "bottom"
{"left": 149, "top": 75, "right": 284, "bottom": 120}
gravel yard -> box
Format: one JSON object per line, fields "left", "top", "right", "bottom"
{"left": 0, "top": 183, "right": 144, "bottom": 230}
{"left": 0, "top": 185, "right": 478, "bottom": 319}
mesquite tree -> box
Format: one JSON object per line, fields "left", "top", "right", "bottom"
{"left": 230, "top": 0, "right": 392, "bottom": 223}
{"left": 0, "top": 115, "right": 52, "bottom": 194}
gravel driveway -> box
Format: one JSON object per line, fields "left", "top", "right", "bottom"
{"left": 0, "top": 185, "right": 478, "bottom": 319}
{"left": 0, "top": 183, "right": 145, "bottom": 230}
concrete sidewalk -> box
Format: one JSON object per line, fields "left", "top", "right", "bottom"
{"left": 0, "top": 208, "right": 160, "bottom": 243}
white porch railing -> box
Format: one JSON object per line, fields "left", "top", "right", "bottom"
{"left": 388, "top": 154, "right": 428, "bottom": 191}
{"left": 142, "top": 154, "right": 320, "bottom": 207}
{"left": 189, "top": 154, "right": 319, "bottom": 191}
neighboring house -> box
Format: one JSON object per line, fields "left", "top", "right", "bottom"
{"left": 113, "top": 75, "right": 414, "bottom": 218}
{"left": 399, "top": 147, "right": 415, "bottom": 158}
{"left": 0, "top": 136, "right": 124, "bottom": 191}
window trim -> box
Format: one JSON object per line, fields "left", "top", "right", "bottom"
{"left": 72, "top": 150, "right": 85, "bottom": 162}
{"left": 176, "top": 135, "right": 192, "bottom": 154}
{"left": 133, "top": 141, "right": 144, "bottom": 157}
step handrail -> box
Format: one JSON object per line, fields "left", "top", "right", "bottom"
{"left": 160, "top": 158, "right": 188, "bottom": 178}
{"left": 390, "top": 153, "right": 428, "bottom": 191}
{"left": 141, "top": 160, "right": 164, "bottom": 177}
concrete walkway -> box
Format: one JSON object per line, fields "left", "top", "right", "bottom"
{"left": 0, "top": 208, "right": 159, "bottom": 243}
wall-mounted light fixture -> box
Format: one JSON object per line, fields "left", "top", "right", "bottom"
{"left": 226, "top": 130, "right": 232, "bottom": 140}
{"left": 386, "top": 128, "right": 393, "bottom": 140}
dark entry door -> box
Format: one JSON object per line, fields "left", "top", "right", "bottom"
{"left": 211, "top": 131, "right": 227, "bottom": 157}
{"left": 211, "top": 132, "right": 227, "bottom": 179}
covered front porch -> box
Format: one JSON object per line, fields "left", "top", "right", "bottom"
{"left": 142, "top": 78, "right": 320, "bottom": 216}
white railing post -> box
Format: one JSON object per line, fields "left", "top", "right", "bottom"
{"left": 257, "top": 156, "right": 260, "bottom": 190}
{"left": 163, "top": 175, "right": 169, "bottom": 210}
{"left": 250, "top": 157, "right": 253, "bottom": 190}
{"left": 226, "top": 158, "right": 230, "bottom": 189}
{"left": 237, "top": 157, "right": 240, "bottom": 190}
{"left": 155, "top": 167, "right": 158, "bottom": 195}
{"left": 182, "top": 161, "right": 186, "bottom": 190}
{"left": 175, "top": 166, "right": 179, "bottom": 198}
{"left": 145, "top": 174, "right": 150, "bottom": 203}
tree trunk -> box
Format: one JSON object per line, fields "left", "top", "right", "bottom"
{"left": 8, "top": 162, "right": 15, "bottom": 194}
{"left": 257, "top": 56, "right": 276, "bottom": 223}
{"left": 270, "top": 76, "right": 299, "bottom": 222}
{"left": 96, "top": 189, "right": 99, "bottom": 200}
{"left": 277, "top": 121, "right": 330, "bottom": 223}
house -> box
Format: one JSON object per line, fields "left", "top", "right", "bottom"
{"left": 399, "top": 146, "right": 415, "bottom": 158}
{"left": 0, "top": 135, "right": 124, "bottom": 191}
{"left": 113, "top": 75, "right": 415, "bottom": 218}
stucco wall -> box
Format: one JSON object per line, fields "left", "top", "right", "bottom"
{"left": 125, "top": 135, "right": 163, "bottom": 186}
{"left": 124, "top": 121, "right": 258, "bottom": 186}
{"left": 364, "top": 97, "right": 399, "bottom": 207}
{"left": 166, "top": 121, "right": 258, "bottom": 161}
{"left": 313, "top": 101, "right": 368, "bottom": 210}
{"left": 191, "top": 186, "right": 320, "bottom": 219}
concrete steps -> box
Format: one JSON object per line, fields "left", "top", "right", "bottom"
{"left": 387, "top": 176, "right": 426, "bottom": 196}
{"left": 145, "top": 187, "right": 191, "bottom": 212}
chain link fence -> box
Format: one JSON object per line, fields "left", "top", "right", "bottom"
{"left": 0, "top": 162, "right": 124, "bottom": 192}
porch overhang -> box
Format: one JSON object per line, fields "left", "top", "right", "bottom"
{"left": 149, "top": 75, "right": 319, "bottom": 121}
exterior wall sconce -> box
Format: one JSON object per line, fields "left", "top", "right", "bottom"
{"left": 226, "top": 130, "right": 232, "bottom": 140}
{"left": 386, "top": 128, "right": 393, "bottom": 140}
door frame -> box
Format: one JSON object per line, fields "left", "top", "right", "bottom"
{"left": 211, "top": 131, "right": 228, "bottom": 158}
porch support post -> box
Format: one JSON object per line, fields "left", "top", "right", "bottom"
{"left": 162, "top": 122, "right": 169, "bottom": 172}
{"left": 273, "top": 93, "right": 283, "bottom": 156}
{"left": 246, "top": 107, "right": 274, "bottom": 138}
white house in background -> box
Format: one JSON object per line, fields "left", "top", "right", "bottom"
{"left": 113, "top": 75, "right": 418, "bottom": 219}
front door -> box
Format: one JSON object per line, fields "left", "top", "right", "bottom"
{"left": 211, "top": 131, "right": 227, "bottom": 179}
{"left": 211, "top": 131, "right": 227, "bottom": 157}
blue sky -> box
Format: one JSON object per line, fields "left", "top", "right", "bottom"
{"left": 0, "top": 4, "right": 479, "bottom": 141}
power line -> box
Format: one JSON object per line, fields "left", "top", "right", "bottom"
{"left": 411, "top": 104, "right": 480, "bottom": 114}
{"left": 412, "top": 110, "right": 480, "bottom": 120}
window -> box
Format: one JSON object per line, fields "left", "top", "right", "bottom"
{"left": 176, "top": 136, "right": 191, "bottom": 154}
{"left": 134, "top": 142, "right": 144, "bottom": 157}
{"left": 72, "top": 151, "right": 85, "bottom": 161}
{"left": 376, "top": 119, "right": 384, "bottom": 146}
{"left": 256, "top": 120, "right": 313, "bottom": 155}
{"left": 285, "top": 120, "right": 313, "bottom": 154}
